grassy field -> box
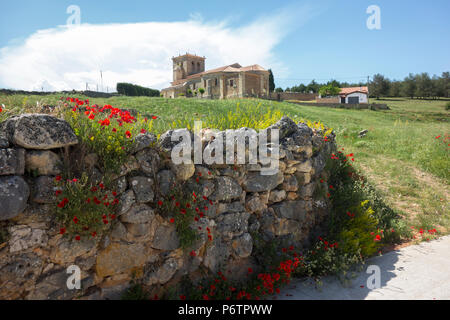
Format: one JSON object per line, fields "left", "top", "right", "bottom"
{"left": 1, "top": 93, "right": 449, "bottom": 234}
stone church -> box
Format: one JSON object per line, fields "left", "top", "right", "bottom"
{"left": 161, "top": 53, "right": 270, "bottom": 99}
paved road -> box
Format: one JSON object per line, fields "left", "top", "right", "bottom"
{"left": 277, "top": 236, "right": 450, "bottom": 300}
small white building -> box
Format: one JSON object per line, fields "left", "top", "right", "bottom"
{"left": 339, "top": 86, "right": 368, "bottom": 104}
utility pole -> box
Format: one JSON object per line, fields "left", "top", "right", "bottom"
{"left": 367, "top": 75, "right": 370, "bottom": 104}
{"left": 100, "top": 70, "right": 103, "bottom": 92}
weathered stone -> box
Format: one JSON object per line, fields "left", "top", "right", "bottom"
{"left": 117, "top": 190, "right": 135, "bottom": 215}
{"left": 287, "top": 192, "right": 298, "bottom": 200}
{"left": 268, "top": 190, "right": 286, "bottom": 203}
{"left": 195, "top": 166, "right": 214, "bottom": 179}
{"left": 262, "top": 216, "right": 302, "bottom": 237}
{"left": 96, "top": 243, "right": 147, "bottom": 278}
{"left": 152, "top": 224, "right": 179, "bottom": 250}
{"left": 111, "top": 176, "right": 127, "bottom": 195}
{"left": 170, "top": 162, "right": 195, "bottom": 181}
{"left": 243, "top": 170, "right": 283, "bottom": 192}
{"left": 0, "top": 114, "right": 78, "bottom": 149}
{"left": 83, "top": 153, "right": 98, "bottom": 170}
{"left": 144, "top": 257, "right": 179, "bottom": 285}
{"left": 311, "top": 153, "right": 326, "bottom": 177}
{"left": 8, "top": 225, "right": 48, "bottom": 253}
{"left": 51, "top": 238, "right": 96, "bottom": 265}
{"left": 117, "top": 155, "right": 140, "bottom": 177}
{"left": 295, "top": 160, "right": 313, "bottom": 173}
{"left": 158, "top": 128, "right": 193, "bottom": 154}
{"left": 216, "top": 201, "right": 245, "bottom": 215}
{"left": 299, "top": 183, "right": 316, "bottom": 199}
{"left": 216, "top": 211, "right": 250, "bottom": 240}
{"left": 271, "top": 200, "right": 310, "bottom": 222}
{"left": 135, "top": 148, "right": 160, "bottom": 175}
{"left": 232, "top": 233, "right": 253, "bottom": 258}
{"left": 0, "top": 132, "right": 9, "bottom": 148}
{"left": 0, "top": 175, "right": 30, "bottom": 220}
{"left": 157, "top": 170, "right": 176, "bottom": 195}
{"left": 203, "top": 238, "right": 231, "bottom": 273}
{"left": 25, "top": 150, "right": 62, "bottom": 176}
{"left": 282, "top": 175, "right": 298, "bottom": 192}
{"left": 125, "top": 222, "right": 157, "bottom": 239}
{"left": 32, "top": 176, "right": 57, "bottom": 204}
{"left": 210, "top": 176, "right": 242, "bottom": 201}
{"left": 120, "top": 204, "right": 155, "bottom": 224}
{"left": 294, "top": 171, "right": 311, "bottom": 185}
{"left": 110, "top": 221, "right": 128, "bottom": 241}
{"left": 131, "top": 133, "right": 157, "bottom": 153}
{"left": 263, "top": 116, "right": 298, "bottom": 139}
{"left": 245, "top": 196, "right": 265, "bottom": 213}
{"left": 0, "top": 148, "right": 25, "bottom": 175}
{"left": 129, "top": 176, "right": 154, "bottom": 203}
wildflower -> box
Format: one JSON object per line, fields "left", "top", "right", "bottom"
{"left": 157, "top": 200, "right": 163, "bottom": 206}
{"left": 248, "top": 267, "right": 253, "bottom": 273}
{"left": 374, "top": 234, "right": 381, "bottom": 241}
{"left": 152, "top": 116, "right": 158, "bottom": 120}
{"left": 55, "top": 190, "right": 62, "bottom": 196}
{"left": 169, "top": 218, "right": 175, "bottom": 223}
{"left": 91, "top": 232, "right": 97, "bottom": 237}
{"left": 180, "top": 295, "right": 186, "bottom": 300}
{"left": 59, "top": 228, "right": 66, "bottom": 235}
{"left": 112, "top": 128, "right": 117, "bottom": 133}
{"left": 55, "top": 175, "right": 62, "bottom": 181}
{"left": 140, "top": 129, "right": 147, "bottom": 134}
{"left": 75, "top": 235, "right": 81, "bottom": 241}
{"left": 190, "top": 250, "right": 196, "bottom": 257}
{"left": 125, "top": 131, "right": 132, "bottom": 139}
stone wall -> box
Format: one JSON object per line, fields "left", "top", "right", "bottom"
{"left": 269, "top": 92, "right": 318, "bottom": 101}
{"left": 0, "top": 114, "right": 336, "bottom": 300}
{"left": 287, "top": 101, "right": 390, "bottom": 110}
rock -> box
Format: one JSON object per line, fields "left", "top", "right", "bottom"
{"left": 120, "top": 204, "right": 155, "bottom": 224}
{"left": 269, "top": 190, "right": 286, "bottom": 203}
{"left": 294, "top": 171, "right": 311, "bottom": 185}
{"left": 117, "top": 190, "right": 135, "bottom": 215}
{"left": 111, "top": 176, "right": 127, "bottom": 195}
{"left": 135, "top": 148, "right": 160, "bottom": 175}
{"left": 129, "top": 176, "right": 154, "bottom": 203}
{"left": 0, "top": 148, "right": 25, "bottom": 175}
{"left": 83, "top": 153, "right": 98, "bottom": 170}
{"left": 170, "top": 162, "right": 195, "bottom": 181}
{"left": 203, "top": 238, "right": 231, "bottom": 273}
{"left": 282, "top": 175, "right": 298, "bottom": 192}
{"left": 243, "top": 170, "right": 284, "bottom": 192}
{"left": 263, "top": 116, "right": 298, "bottom": 139}
{"left": 0, "top": 132, "right": 9, "bottom": 148}
{"left": 359, "top": 129, "right": 368, "bottom": 137}
{"left": 210, "top": 176, "right": 242, "bottom": 201}
{"left": 216, "top": 211, "right": 250, "bottom": 240}
{"left": 131, "top": 133, "right": 157, "bottom": 153}
{"left": 158, "top": 128, "right": 193, "bottom": 154}
{"left": 100, "top": 281, "right": 130, "bottom": 300}
{"left": 144, "top": 258, "right": 179, "bottom": 286}
{"left": 0, "top": 114, "right": 78, "bottom": 149}
{"left": 0, "top": 176, "right": 30, "bottom": 220}
{"left": 8, "top": 225, "right": 48, "bottom": 253}
{"left": 152, "top": 224, "right": 179, "bottom": 250}
{"left": 232, "top": 233, "right": 253, "bottom": 258}
{"left": 195, "top": 166, "right": 214, "bottom": 179}
{"left": 311, "top": 153, "right": 326, "bottom": 177}
{"left": 32, "top": 176, "right": 57, "bottom": 203}
{"left": 125, "top": 222, "right": 155, "bottom": 239}
{"left": 0, "top": 253, "right": 43, "bottom": 299}
{"left": 299, "top": 183, "right": 316, "bottom": 199}
{"left": 262, "top": 215, "right": 301, "bottom": 237}
{"left": 287, "top": 192, "right": 298, "bottom": 200}
{"left": 216, "top": 201, "right": 245, "bottom": 215}
{"left": 245, "top": 196, "right": 265, "bottom": 213}
{"left": 96, "top": 243, "right": 147, "bottom": 278}
{"left": 271, "top": 200, "right": 311, "bottom": 222}
{"left": 110, "top": 222, "right": 128, "bottom": 241}
{"left": 50, "top": 238, "right": 96, "bottom": 265}
{"left": 156, "top": 170, "right": 176, "bottom": 195}
{"left": 117, "top": 155, "right": 140, "bottom": 177}
{"left": 297, "top": 122, "right": 313, "bottom": 136}
{"left": 25, "top": 150, "right": 62, "bottom": 176}
{"left": 295, "top": 160, "right": 312, "bottom": 173}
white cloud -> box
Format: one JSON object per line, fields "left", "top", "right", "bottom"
{"left": 0, "top": 4, "right": 316, "bottom": 91}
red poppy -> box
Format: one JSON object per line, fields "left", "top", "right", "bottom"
{"left": 140, "top": 129, "right": 147, "bottom": 134}
{"left": 179, "top": 295, "right": 186, "bottom": 300}
{"left": 158, "top": 200, "right": 163, "bottom": 206}
{"left": 125, "top": 131, "right": 132, "bottom": 139}
{"left": 170, "top": 218, "right": 175, "bottom": 223}
{"left": 55, "top": 175, "right": 62, "bottom": 181}
{"left": 112, "top": 128, "right": 117, "bottom": 133}
{"left": 75, "top": 235, "right": 81, "bottom": 241}
{"left": 152, "top": 116, "right": 158, "bottom": 120}
{"left": 248, "top": 268, "right": 253, "bottom": 273}
{"left": 55, "top": 190, "right": 62, "bottom": 196}
{"left": 190, "top": 250, "right": 196, "bottom": 257}
{"left": 59, "top": 228, "right": 66, "bottom": 235}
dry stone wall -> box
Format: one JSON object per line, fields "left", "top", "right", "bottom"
{"left": 0, "top": 114, "right": 336, "bottom": 300}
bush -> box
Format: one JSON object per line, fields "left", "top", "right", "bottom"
{"left": 445, "top": 101, "right": 450, "bottom": 110}
{"left": 116, "top": 83, "right": 160, "bottom": 97}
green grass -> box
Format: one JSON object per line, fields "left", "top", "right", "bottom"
{"left": 1, "top": 94, "right": 449, "bottom": 233}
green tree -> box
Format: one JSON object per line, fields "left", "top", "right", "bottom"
{"left": 275, "top": 87, "right": 284, "bottom": 93}
{"left": 402, "top": 73, "right": 416, "bottom": 98}
{"left": 370, "top": 74, "right": 390, "bottom": 99}
{"left": 415, "top": 73, "right": 433, "bottom": 98}
{"left": 319, "top": 84, "right": 340, "bottom": 97}
{"left": 268, "top": 69, "right": 275, "bottom": 92}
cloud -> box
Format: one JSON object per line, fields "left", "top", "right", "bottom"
{"left": 0, "top": 4, "right": 316, "bottom": 91}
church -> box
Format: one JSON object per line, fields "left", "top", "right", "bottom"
{"left": 161, "top": 53, "right": 270, "bottom": 99}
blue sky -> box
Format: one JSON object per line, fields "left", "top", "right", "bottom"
{"left": 0, "top": 0, "right": 449, "bottom": 91}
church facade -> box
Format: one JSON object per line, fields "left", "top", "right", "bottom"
{"left": 161, "top": 53, "right": 270, "bottom": 99}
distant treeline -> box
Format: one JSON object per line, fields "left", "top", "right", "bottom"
{"left": 275, "top": 71, "right": 450, "bottom": 99}
{"left": 0, "top": 89, "right": 118, "bottom": 98}
{"left": 116, "top": 83, "right": 160, "bottom": 97}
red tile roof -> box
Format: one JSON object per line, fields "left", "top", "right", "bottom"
{"left": 340, "top": 86, "right": 368, "bottom": 96}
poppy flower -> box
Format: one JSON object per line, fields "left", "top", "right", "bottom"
{"left": 152, "top": 116, "right": 158, "bottom": 120}
{"left": 55, "top": 190, "right": 62, "bottom": 196}
{"left": 112, "top": 128, "right": 117, "bottom": 133}
{"left": 125, "top": 131, "right": 132, "bottom": 138}
{"left": 190, "top": 250, "right": 196, "bottom": 257}
{"left": 140, "top": 129, "right": 147, "bottom": 134}
{"left": 55, "top": 175, "right": 62, "bottom": 181}
{"left": 157, "top": 200, "right": 163, "bottom": 206}
{"left": 59, "top": 228, "right": 66, "bottom": 235}
{"left": 75, "top": 235, "right": 81, "bottom": 241}
{"left": 170, "top": 218, "right": 175, "bottom": 223}
{"left": 180, "top": 295, "right": 186, "bottom": 300}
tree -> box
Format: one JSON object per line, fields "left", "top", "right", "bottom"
{"left": 319, "top": 84, "right": 340, "bottom": 97}
{"left": 198, "top": 87, "right": 205, "bottom": 97}
{"left": 275, "top": 87, "right": 284, "bottom": 93}
{"left": 389, "top": 81, "right": 402, "bottom": 97}
{"left": 116, "top": 83, "right": 160, "bottom": 97}
{"left": 402, "top": 73, "right": 416, "bottom": 98}
{"left": 415, "top": 73, "right": 432, "bottom": 98}
{"left": 306, "top": 80, "right": 320, "bottom": 93}
{"left": 268, "top": 69, "right": 275, "bottom": 92}
{"left": 370, "top": 74, "right": 390, "bottom": 99}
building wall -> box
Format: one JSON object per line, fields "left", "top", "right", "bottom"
{"left": 345, "top": 92, "right": 368, "bottom": 104}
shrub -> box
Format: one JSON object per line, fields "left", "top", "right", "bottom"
{"left": 116, "top": 83, "right": 160, "bottom": 97}
{"left": 445, "top": 101, "right": 450, "bottom": 110}
{"left": 54, "top": 174, "right": 119, "bottom": 240}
